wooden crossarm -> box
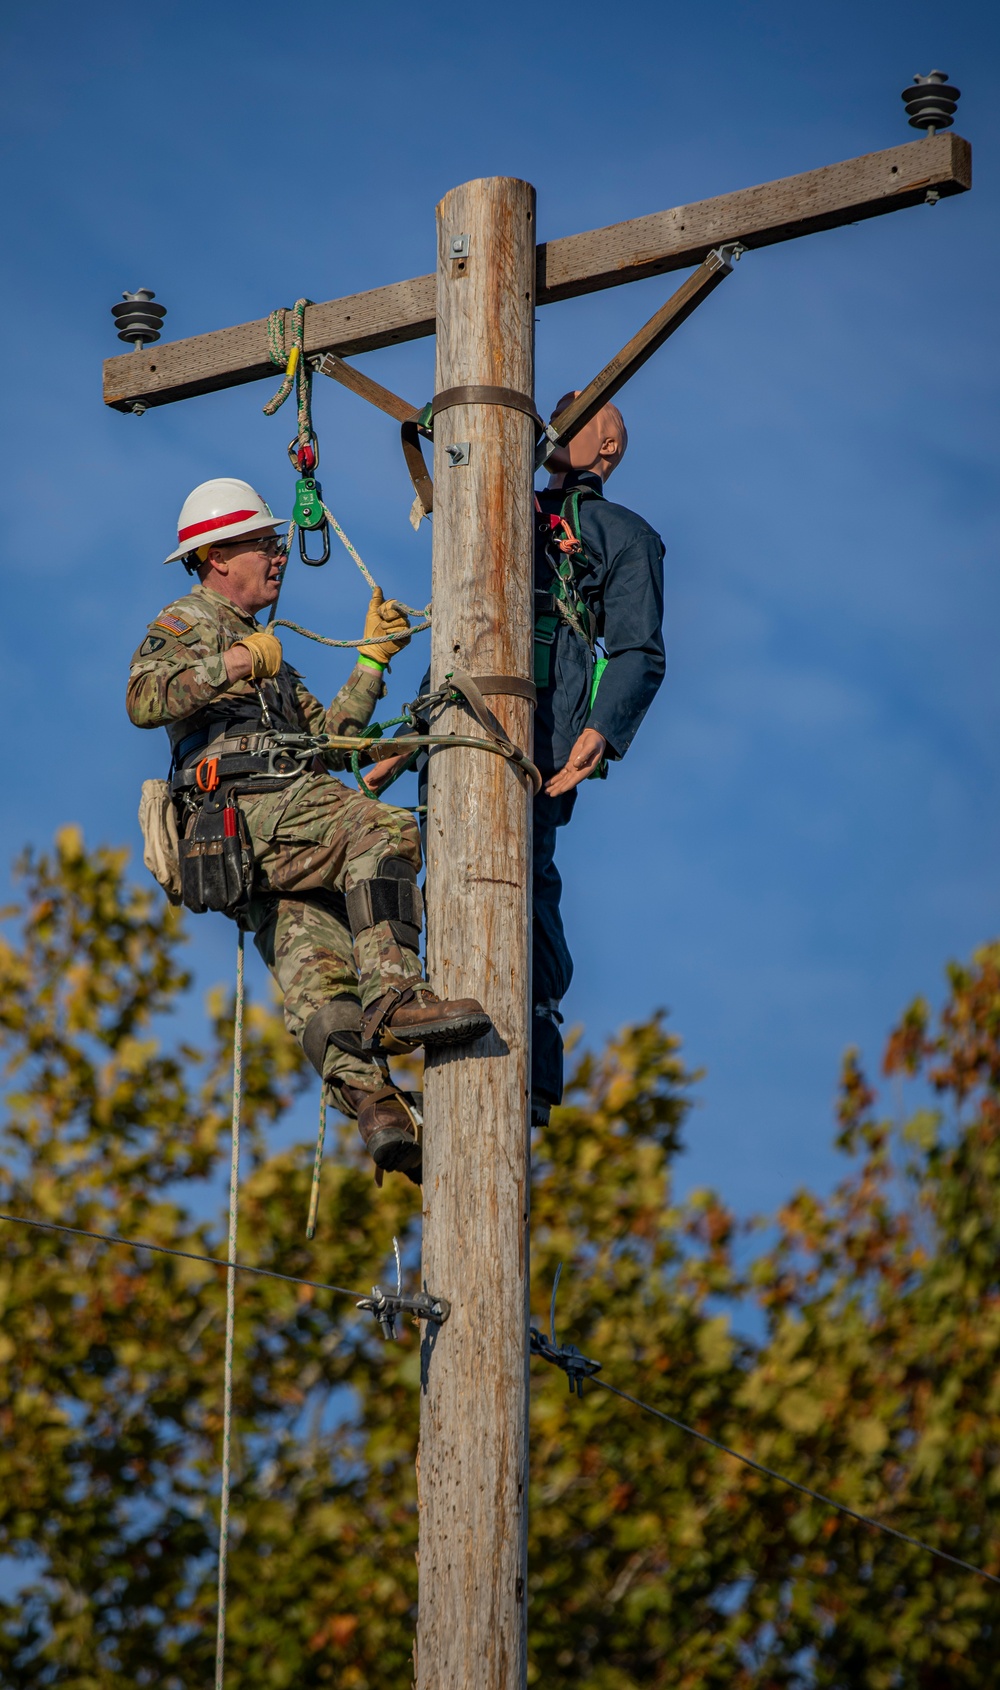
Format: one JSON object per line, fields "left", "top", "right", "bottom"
{"left": 103, "top": 133, "right": 970, "bottom": 414}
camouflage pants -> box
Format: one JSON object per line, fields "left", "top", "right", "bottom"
{"left": 239, "top": 773, "right": 423, "bottom": 1106}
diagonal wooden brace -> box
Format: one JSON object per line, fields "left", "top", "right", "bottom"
{"left": 535, "top": 244, "right": 739, "bottom": 468}
{"left": 310, "top": 351, "right": 420, "bottom": 423}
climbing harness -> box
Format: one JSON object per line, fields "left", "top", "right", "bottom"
{"left": 534, "top": 481, "right": 609, "bottom": 778}
{"left": 534, "top": 482, "right": 600, "bottom": 686}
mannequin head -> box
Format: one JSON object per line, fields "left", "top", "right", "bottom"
{"left": 545, "top": 391, "right": 628, "bottom": 487}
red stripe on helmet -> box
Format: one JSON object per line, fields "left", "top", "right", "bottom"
{"left": 177, "top": 508, "right": 262, "bottom": 543}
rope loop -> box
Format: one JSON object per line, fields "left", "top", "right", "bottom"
{"left": 263, "top": 298, "right": 314, "bottom": 453}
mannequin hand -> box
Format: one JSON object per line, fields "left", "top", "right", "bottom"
{"left": 543, "top": 728, "right": 607, "bottom": 796}
{"left": 361, "top": 588, "right": 411, "bottom": 666}
{"left": 364, "top": 752, "right": 411, "bottom": 791}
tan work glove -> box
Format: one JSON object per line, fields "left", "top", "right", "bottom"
{"left": 361, "top": 588, "right": 411, "bottom": 667}
{"left": 233, "top": 629, "right": 283, "bottom": 679}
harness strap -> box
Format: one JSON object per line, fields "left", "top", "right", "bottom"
{"left": 360, "top": 986, "right": 416, "bottom": 1050}
{"left": 533, "top": 613, "right": 560, "bottom": 689}
{"left": 172, "top": 748, "right": 307, "bottom": 793}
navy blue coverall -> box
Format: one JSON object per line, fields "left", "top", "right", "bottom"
{"left": 530, "top": 471, "right": 666, "bottom": 1115}
{"left": 414, "top": 469, "right": 665, "bottom": 1115}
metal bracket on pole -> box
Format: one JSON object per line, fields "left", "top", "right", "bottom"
{"left": 357, "top": 1236, "right": 451, "bottom": 1340}
{"left": 535, "top": 242, "right": 746, "bottom": 470}
{"left": 359, "top": 1287, "right": 452, "bottom": 1340}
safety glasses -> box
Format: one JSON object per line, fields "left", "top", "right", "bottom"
{"left": 216, "top": 535, "right": 288, "bottom": 557}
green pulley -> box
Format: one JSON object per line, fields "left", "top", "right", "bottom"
{"left": 287, "top": 435, "right": 331, "bottom": 566}
{"left": 292, "top": 474, "right": 326, "bottom": 530}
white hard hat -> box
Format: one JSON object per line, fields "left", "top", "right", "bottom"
{"left": 163, "top": 478, "right": 288, "bottom": 564}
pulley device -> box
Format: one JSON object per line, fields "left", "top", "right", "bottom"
{"left": 264, "top": 299, "right": 332, "bottom": 568}
{"left": 287, "top": 428, "right": 331, "bottom": 566}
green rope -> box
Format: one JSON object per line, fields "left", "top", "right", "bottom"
{"left": 263, "top": 298, "right": 314, "bottom": 451}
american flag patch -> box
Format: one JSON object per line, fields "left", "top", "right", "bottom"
{"left": 151, "top": 613, "right": 192, "bottom": 636}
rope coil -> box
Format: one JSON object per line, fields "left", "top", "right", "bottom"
{"left": 263, "top": 298, "right": 314, "bottom": 453}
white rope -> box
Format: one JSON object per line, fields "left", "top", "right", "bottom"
{"left": 306, "top": 1087, "right": 327, "bottom": 1240}
{"left": 273, "top": 504, "right": 431, "bottom": 650}
{"left": 215, "top": 927, "right": 244, "bottom": 1689}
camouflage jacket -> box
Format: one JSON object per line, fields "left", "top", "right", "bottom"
{"left": 126, "top": 582, "right": 384, "bottom": 771}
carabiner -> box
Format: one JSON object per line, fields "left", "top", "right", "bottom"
{"left": 298, "top": 520, "right": 331, "bottom": 566}
{"left": 287, "top": 432, "right": 320, "bottom": 475}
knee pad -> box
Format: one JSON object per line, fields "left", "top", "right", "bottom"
{"left": 345, "top": 859, "right": 423, "bottom": 954}
{"left": 302, "top": 998, "right": 364, "bottom": 1072}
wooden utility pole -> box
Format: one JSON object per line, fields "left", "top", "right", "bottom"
{"left": 102, "top": 121, "right": 971, "bottom": 1690}
{"left": 418, "top": 177, "right": 536, "bottom": 1690}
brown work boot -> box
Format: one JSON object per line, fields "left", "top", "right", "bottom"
{"left": 341, "top": 1083, "right": 422, "bottom": 1184}
{"left": 361, "top": 986, "right": 492, "bottom": 1050}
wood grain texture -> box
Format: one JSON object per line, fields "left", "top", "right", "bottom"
{"left": 417, "top": 177, "right": 535, "bottom": 1690}
{"left": 102, "top": 135, "right": 970, "bottom": 413}
{"left": 536, "top": 131, "right": 971, "bottom": 300}
{"left": 103, "top": 276, "right": 436, "bottom": 411}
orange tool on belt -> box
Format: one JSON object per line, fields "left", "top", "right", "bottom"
{"left": 195, "top": 756, "right": 220, "bottom": 793}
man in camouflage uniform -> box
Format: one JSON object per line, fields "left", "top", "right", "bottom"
{"left": 128, "top": 478, "right": 491, "bottom": 1184}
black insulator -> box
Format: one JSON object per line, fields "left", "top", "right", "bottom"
{"left": 900, "top": 70, "right": 961, "bottom": 133}
{"left": 111, "top": 288, "right": 167, "bottom": 347}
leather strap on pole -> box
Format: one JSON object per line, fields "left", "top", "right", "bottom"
{"left": 444, "top": 670, "right": 541, "bottom": 793}
{"left": 431, "top": 386, "right": 543, "bottom": 429}
{"left": 401, "top": 419, "right": 434, "bottom": 526}
{"left": 470, "top": 674, "right": 537, "bottom": 705}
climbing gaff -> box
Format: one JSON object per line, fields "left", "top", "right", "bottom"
{"left": 288, "top": 435, "right": 331, "bottom": 566}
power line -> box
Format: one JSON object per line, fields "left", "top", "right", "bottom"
{"left": 589, "top": 1375, "right": 1000, "bottom": 1589}
{"left": 7, "top": 1207, "right": 998, "bottom": 1589}
{"left": 0, "top": 1210, "right": 365, "bottom": 1303}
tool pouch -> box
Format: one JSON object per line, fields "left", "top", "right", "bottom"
{"left": 138, "top": 779, "right": 183, "bottom": 904}
{"left": 178, "top": 795, "right": 253, "bottom": 915}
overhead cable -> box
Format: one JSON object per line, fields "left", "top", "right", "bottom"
{"left": 0, "top": 1211, "right": 366, "bottom": 1303}
{"left": 592, "top": 1372, "right": 1000, "bottom": 1588}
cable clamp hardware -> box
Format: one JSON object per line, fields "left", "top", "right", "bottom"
{"left": 529, "top": 1326, "right": 602, "bottom": 1397}
{"left": 357, "top": 1237, "right": 451, "bottom": 1341}
{"left": 530, "top": 1260, "right": 602, "bottom": 1395}
{"left": 358, "top": 1287, "right": 451, "bottom": 1342}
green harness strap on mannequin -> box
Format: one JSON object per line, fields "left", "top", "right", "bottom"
{"left": 532, "top": 484, "right": 611, "bottom": 780}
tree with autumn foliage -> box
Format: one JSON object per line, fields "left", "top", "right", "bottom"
{"left": 1, "top": 828, "right": 998, "bottom": 1687}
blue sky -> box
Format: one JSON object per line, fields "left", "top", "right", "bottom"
{"left": 0, "top": 0, "right": 997, "bottom": 1221}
